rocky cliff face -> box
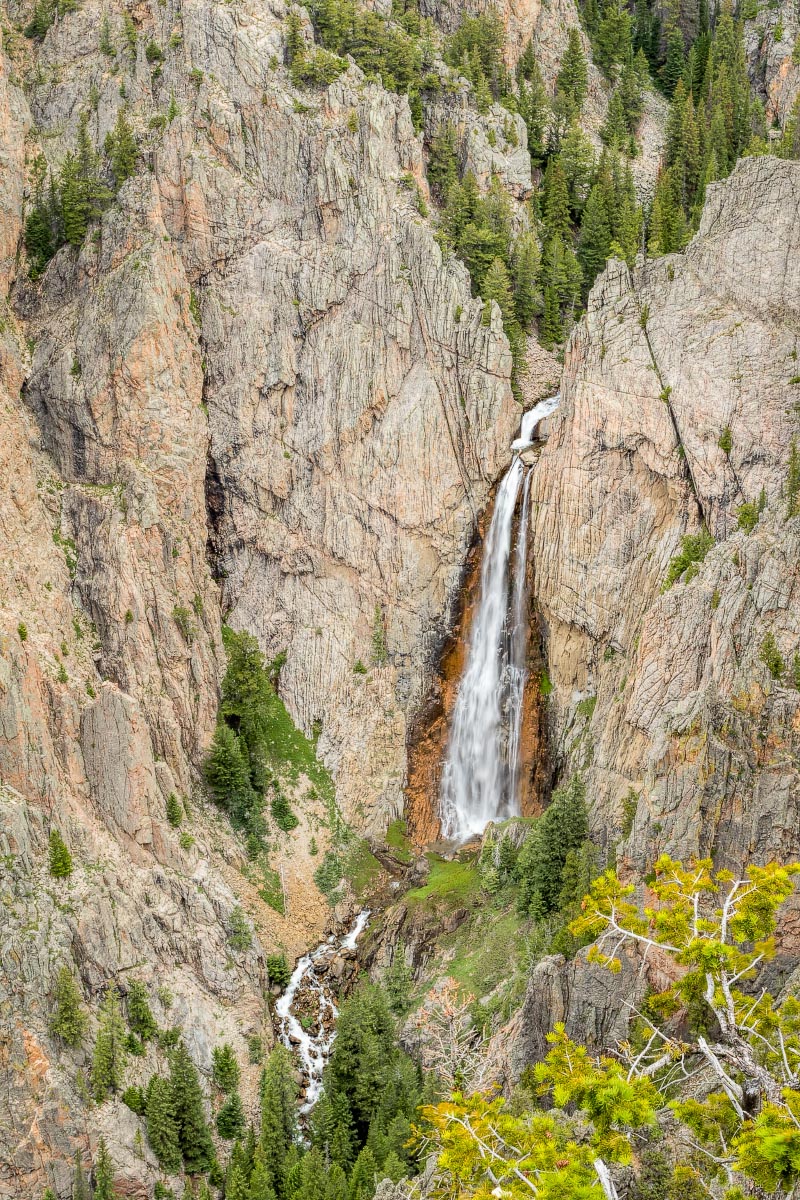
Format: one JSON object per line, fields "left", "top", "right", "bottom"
{"left": 530, "top": 154, "right": 800, "bottom": 882}
{"left": 0, "top": 0, "right": 527, "bottom": 1186}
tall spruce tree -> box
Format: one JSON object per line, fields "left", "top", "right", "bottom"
{"left": 169, "top": 1042, "right": 215, "bottom": 1173}
{"left": 92, "top": 985, "right": 128, "bottom": 1101}
{"left": 93, "top": 1137, "right": 115, "bottom": 1200}
{"left": 259, "top": 1045, "right": 297, "bottom": 1188}
{"left": 126, "top": 981, "right": 157, "bottom": 1043}
{"left": 555, "top": 27, "right": 588, "bottom": 111}
{"left": 578, "top": 185, "right": 613, "bottom": 294}
{"left": 145, "top": 1076, "right": 183, "bottom": 1174}
{"left": 50, "top": 966, "right": 88, "bottom": 1046}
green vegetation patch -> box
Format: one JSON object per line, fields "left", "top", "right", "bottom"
{"left": 404, "top": 853, "right": 482, "bottom": 909}
{"left": 385, "top": 818, "right": 413, "bottom": 863}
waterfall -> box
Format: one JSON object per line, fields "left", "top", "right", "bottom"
{"left": 439, "top": 396, "right": 559, "bottom": 842}
{"left": 507, "top": 468, "right": 532, "bottom": 811}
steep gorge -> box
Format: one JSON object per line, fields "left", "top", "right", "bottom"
{"left": 3, "top": 0, "right": 800, "bottom": 1190}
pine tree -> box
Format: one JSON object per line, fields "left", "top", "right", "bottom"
{"left": 325, "top": 1164, "right": 349, "bottom": 1200}
{"left": 92, "top": 985, "right": 128, "bottom": 1101}
{"left": 145, "top": 1076, "right": 183, "bottom": 1174}
{"left": 381, "top": 1150, "right": 405, "bottom": 1182}
{"left": 169, "top": 1042, "right": 215, "bottom": 1173}
{"left": 49, "top": 828, "right": 73, "bottom": 877}
{"left": 348, "top": 1147, "right": 378, "bottom": 1200}
{"left": 59, "top": 154, "right": 88, "bottom": 248}
{"left": 594, "top": 0, "right": 633, "bottom": 82}
{"left": 542, "top": 158, "right": 572, "bottom": 241}
{"left": 540, "top": 285, "right": 562, "bottom": 348}
{"left": 249, "top": 1156, "right": 279, "bottom": 1200}
{"left": 296, "top": 1147, "right": 328, "bottom": 1200}
{"left": 511, "top": 232, "right": 541, "bottom": 327}
{"left": 104, "top": 109, "right": 138, "bottom": 189}
{"left": 165, "top": 792, "right": 183, "bottom": 827}
{"left": 50, "top": 966, "right": 88, "bottom": 1046}
{"left": 127, "top": 981, "right": 158, "bottom": 1042}
{"left": 204, "top": 721, "right": 257, "bottom": 826}
{"left": 93, "top": 1137, "right": 115, "bottom": 1200}
{"left": 578, "top": 185, "right": 612, "bottom": 294}
{"left": 517, "top": 65, "right": 549, "bottom": 167}
{"left": 225, "top": 1160, "right": 250, "bottom": 1200}
{"left": 426, "top": 124, "right": 458, "bottom": 200}
{"left": 216, "top": 1091, "right": 246, "bottom": 1139}
{"left": 601, "top": 89, "right": 628, "bottom": 149}
{"left": 76, "top": 112, "right": 111, "bottom": 225}
{"left": 516, "top": 776, "right": 589, "bottom": 913}
{"left": 212, "top": 1043, "right": 241, "bottom": 1093}
{"left": 258, "top": 1046, "right": 297, "bottom": 1187}
{"left": 661, "top": 25, "right": 686, "bottom": 96}
{"left": 73, "top": 1152, "right": 91, "bottom": 1200}
{"left": 556, "top": 28, "right": 588, "bottom": 111}
{"left": 619, "top": 55, "right": 644, "bottom": 133}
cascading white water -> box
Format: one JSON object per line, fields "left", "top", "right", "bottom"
{"left": 439, "top": 395, "right": 559, "bottom": 842}
{"left": 507, "top": 468, "right": 533, "bottom": 810}
{"left": 275, "top": 910, "right": 370, "bottom": 1113}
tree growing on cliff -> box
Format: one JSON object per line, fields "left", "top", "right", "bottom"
{"left": 258, "top": 1045, "right": 298, "bottom": 1188}
{"left": 516, "top": 775, "right": 589, "bottom": 915}
{"left": 216, "top": 1091, "right": 246, "bottom": 1140}
{"left": 169, "top": 1042, "right": 216, "bottom": 1173}
{"left": 126, "top": 980, "right": 158, "bottom": 1043}
{"left": 92, "top": 985, "right": 128, "bottom": 1101}
{"left": 48, "top": 827, "right": 73, "bottom": 878}
{"left": 50, "top": 966, "right": 88, "bottom": 1047}
{"left": 212, "top": 1043, "right": 241, "bottom": 1093}
{"left": 145, "top": 1076, "right": 183, "bottom": 1174}
{"left": 92, "top": 1137, "right": 115, "bottom": 1200}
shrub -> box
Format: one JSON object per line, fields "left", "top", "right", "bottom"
{"left": 18, "top": 622, "right": 28, "bottom": 641}
{"left": 718, "top": 426, "right": 732, "bottom": 454}
{"left": 172, "top": 605, "right": 195, "bottom": 643}
{"left": 353, "top": 659, "right": 367, "bottom": 674}
{"left": 371, "top": 603, "right": 388, "bottom": 665}
{"left": 248, "top": 1035, "right": 263, "bottom": 1064}
{"left": 145, "top": 40, "right": 163, "bottom": 62}
{"left": 228, "top": 905, "right": 252, "bottom": 951}
{"left": 760, "top": 632, "right": 785, "bottom": 680}
{"left": 122, "top": 1085, "right": 145, "bottom": 1115}
{"left": 267, "top": 953, "right": 291, "bottom": 989}
{"left": 314, "top": 850, "right": 344, "bottom": 898}
{"left": 662, "top": 529, "right": 714, "bottom": 589}
{"left": 48, "top": 828, "right": 73, "bottom": 878}
{"left": 621, "top": 788, "right": 638, "bottom": 839}
{"left": 737, "top": 502, "right": 760, "bottom": 533}
{"left": 271, "top": 789, "right": 299, "bottom": 832}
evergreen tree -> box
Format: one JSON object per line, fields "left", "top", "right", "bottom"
{"left": 325, "top": 1165, "right": 349, "bottom": 1200}
{"left": 104, "top": 109, "right": 138, "bottom": 189}
{"left": 165, "top": 792, "right": 183, "bottom": 827}
{"left": 517, "top": 64, "right": 549, "bottom": 166}
{"left": 578, "top": 185, "right": 612, "bottom": 294}
{"left": 661, "top": 25, "right": 686, "bottom": 96}
{"left": 204, "top": 722, "right": 257, "bottom": 826}
{"left": 594, "top": 0, "right": 633, "bottom": 81}
{"left": 212, "top": 1042, "right": 241, "bottom": 1092}
{"left": 126, "top": 980, "right": 157, "bottom": 1042}
{"left": 169, "top": 1042, "right": 215, "bottom": 1173}
{"left": 225, "top": 1159, "right": 250, "bottom": 1200}
{"left": 92, "top": 985, "right": 128, "bottom": 1101}
{"left": 556, "top": 28, "right": 588, "bottom": 111}
{"left": 73, "top": 1152, "right": 91, "bottom": 1200}
{"left": 540, "top": 284, "right": 562, "bottom": 348}
{"left": 93, "top": 1137, "right": 115, "bottom": 1200}
{"left": 348, "top": 1147, "right": 378, "bottom": 1200}
{"left": 145, "top": 1076, "right": 183, "bottom": 1174}
{"left": 600, "top": 89, "right": 628, "bottom": 149}
{"left": 258, "top": 1045, "right": 297, "bottom": 1187}
{"left": 50, "top": 966, "right": 88, "bottom": 1047}
{"left": 217, "top": 1091, "right": 246, "bottom": 1140}
{"left": 426, "top": 125, "right": 459, "bottom": 200}
{"left": 516, "top": 776, "right": 589, "bottom": 914}
{"left": 249, "top": 1155, "right": 279, "bottom": 1200}
{"left": 76, "top": 112, "right": 111, "bottom": 225}
{"left": 59, "top": 154, "right": 88, "bottom": 248}
{"left": 619, "top": 54, "right": 644, "bottom": 134}
{"left": 542, "top": 158, "right": 572, "bottom": 241}
{"left": 511, "top": 232, "right": 542, "bottom": 326}
{"left": 49, "top": 828, "right": 73, "bottom": 877}
{"left": 559, "top": 125, "right": 596, "bottom": 217}
{"left": 482, "top": 257, "right": 522, "bottom": 354}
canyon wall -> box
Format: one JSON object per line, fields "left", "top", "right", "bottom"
{"left": 530, "top": 154, "right": 800, "bottom": 880}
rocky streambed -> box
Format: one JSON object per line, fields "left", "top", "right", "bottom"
{"left": 275, "top": 910, "right": 371, "bottom": 1112}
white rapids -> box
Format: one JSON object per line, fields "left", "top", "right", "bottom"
{"left": 275, "top": 910, "right": 370, "bottom": 1113}
{"left": 439, "top": 396, "right": 559, "bottom": 842}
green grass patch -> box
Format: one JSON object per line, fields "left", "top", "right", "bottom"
{"left": 343, "top": 839, "right": 382, "bottom": 898}
{"left": 404, "top": 854, "right": 481, "bottom": 909}
{"left": 385, "top": 818, "right": 413, "bottom": 863}
{"left": 442, "top": 907, "right": 524, "bottom": 995}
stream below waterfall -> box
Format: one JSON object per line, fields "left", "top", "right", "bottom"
{"left": 439, "top": 395, "right": 560, "bottom": 842}
{"left": 275, "top": 910, "right": 371, "bottom": 1113}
